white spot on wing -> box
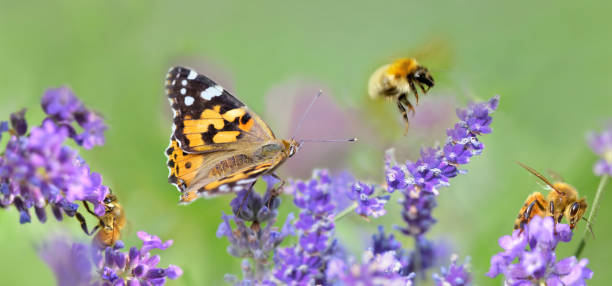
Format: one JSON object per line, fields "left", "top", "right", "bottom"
{"left": 171, "top": 80, "right": 176, "bottom": 86}
{"left": 219, "top": 185, "right": 230, "bottom": 192}
{"left": 200, "top": 85, "right": 223, "bottom": 100}
{"left": 237, "top": 178, "right": 257, "bottom": 185}
{"left": 187, "top": 70, "right": 197, "bottom": 80}
{"left": 180, "top": 88, "right": 186, "bottom": 95}
{"left": 181, "top": 80, "right": 187, "bottom": 86}
{"left": 184, "top": 96, "right": 194, "bottom": 106}
{"left": 232, "top": 185, "right": 243, "bottom": 192}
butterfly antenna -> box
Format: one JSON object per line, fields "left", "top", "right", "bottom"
{"left": 517, "top": 161, "right": 564, "bottom": 195}
{"left": 300, "top": 138, "right": 358, "bottom": 144}
{"left": 291, "top": 90, "right": 322, "bottom": 140}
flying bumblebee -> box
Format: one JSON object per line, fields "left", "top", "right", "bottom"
{"left": 514, "top": 162, "right": 588, "bottom": 231}
{"left": 76, "top": 192, "right": 126, "bottom": 247}
{"left": 367, "top": 58, "right": 435, "bottom": 133}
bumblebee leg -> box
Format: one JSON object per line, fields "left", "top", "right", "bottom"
{"left": 417, "top": 82, "right": 428, "bottom": 94}
{"left": 409, "top": 81, "right": 420, "bottom": 104}
{"left": 395, "top": 95, "right": 410, "bottom": 133}
{"left": 398, "top": 93, "right": 415, "bottom": 115}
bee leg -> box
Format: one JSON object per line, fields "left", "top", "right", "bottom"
{"left": 395, "top": 96, "right": 410, "bottom": 134}
{"left": 549, "top": 201, "right": 560, "bottom": 234}
{"left": 417, "top": 82, "right": 428, "bottom": 94}
{"left": 82, "top": 200, "right": 98, "bottom": 217}
{"left": 398, "top": 93, "right": 415, "bottom": 115}
{"left": 517, "top": 201, "right": 538, "bottom": 234}
{"left": 75, "top": 212, "right": 100, "bottom": 236}
{"left": 408, "top": 81, "right": 420, "bottom": 104}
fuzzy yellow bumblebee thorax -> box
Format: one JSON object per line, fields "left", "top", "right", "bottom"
{"left": 386, "top": 58, "right": 419, "bottom": 78}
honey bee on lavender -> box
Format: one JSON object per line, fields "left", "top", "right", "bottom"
{"left": 514, "top": 162, "right": 588, "bottom": 232}
{"left": 75, "top": 192, "right": 126, "bottom": 247}
{"left": 367, "top": 58, "right": 435, "bottom": 134}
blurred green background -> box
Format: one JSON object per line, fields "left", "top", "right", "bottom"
{"left": 1, "top": 0, "right": 612, "bottom": 285}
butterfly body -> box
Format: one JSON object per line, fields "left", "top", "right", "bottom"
{"left": 165, "top": 67, "right": 298, "bottom": 203}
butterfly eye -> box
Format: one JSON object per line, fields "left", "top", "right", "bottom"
{"left": 570, "top": 202, "right": 580, "bottom": 216}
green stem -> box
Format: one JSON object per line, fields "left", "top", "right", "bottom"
{"left": 334, "top": 202, "right": 357, "bottom": 221}
{"left": 575, "top": 175, "right": 608, "bottom": 258}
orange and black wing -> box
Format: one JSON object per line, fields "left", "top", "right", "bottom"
{"left": 164, "top": 67, "right": 280, "bottom": 202}
{"left": 165, "top": 66, "right": 274, "bottom": 153}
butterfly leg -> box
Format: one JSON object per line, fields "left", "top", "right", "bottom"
{"left": 266, "top": 173, "right": 285, "bottom": 210}
{"left": 236, "top": 187, "right": 254, "bottom": 217}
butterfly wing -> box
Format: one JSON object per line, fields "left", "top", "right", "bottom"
{"left": 164, "top": 67, "right": 284, "bottom": 203}
{"left": 166, "top": 66, "right": 276, "bottom": 153}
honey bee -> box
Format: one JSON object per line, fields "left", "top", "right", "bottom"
{"left": 76, "top": 192, "right": 126, "bottom": 247}
{"left": 367, "top": 58, "right": 435, "bottom": 133}
{"left": 514, "top": 162, "right": 588, "bottom": 231}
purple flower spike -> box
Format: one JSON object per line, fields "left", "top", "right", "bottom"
{"left": 41, "top": 86, "right": 84, "bottom": 121}
{"left": 218, "top": 175, "right": 295, "bottom": 284}
{"left": 75, "top": 111, "right": 107, "bottom": 149}
{"left": 0, "top": 87, "right": 109, "bottom": 224}
{"left": 381, "top": 96, "right": 499, "bottom": 277}
{"left": 0, "top": 121, "right": 9, "bottom": 140}
{"left": 138, "top": 231, "right": 173, "bottom": 253}
{"left": 39, "top": 232, "right": 182, "bottom": 286}
{"left": 326, "top": 250, "right": 413, "bottom": 286}
{"left": 38, "top": 237, "right": 92, "bottom": 286}
{"left": 587, "top": 124, "right": 612, "bottom": 176}
{"left": 9, "top": 109, "right": 28, "bottom": 136}
{"left": 371, "top": 225, "right": 402, "bottom": 255}
{"left": 398, "top": 187, "right": 437, "bottom": 236}
{"left": 229, "top": 175, "right": 280, "bottom": 224}
{"left": 487, "top": 216, "right": 592, "bottom": 285}
{"left": 348, "top": 182, "right": 388, "bottom": 218}
{"left": 433, "top": 255, "right": 472, "bottom": 286}
{"left": 274, "top": 170, "right": 339, "bottom": 285}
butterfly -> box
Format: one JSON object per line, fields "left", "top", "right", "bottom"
{"left": 164, "top": 67, "right": 299, "bottom": 203}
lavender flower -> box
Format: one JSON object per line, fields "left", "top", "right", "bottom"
{"left": 218, "top": 175, "right": 295, "bottom": 284}
{"left": 39, "top": 232, "right": 182, "bottom": 286}
{"left": 0, "top": 87, "right": 109, "bottom": 224}
{"left": 371, "top": 226, "right": 403, "bottom": 256}
{"left": 587, "top": 124, "right": 612, "bottom": 176}
{"left": 326, "top": 250, "right": 414, "bottom": 286}
{"left": 487, "top": 216, "right": 592, "bottom": 285}
{"left": 0, "top": 121, "right": 8, "bottom": 141}
{"left": 39, "top": 237, "right": 93, "bottom": 286}
{"left": 348, "top": 182, "right": 388, "bottom": 218}
{"left": 432, "top": 255, "right": 471, "bottom": 286}
{"left": 371, "top": 226, "right": 442, "bottom": 277}
{"left": 390, "top": 96, "right": 499, "bottom": 216}
{"left": 273, "top": 170, "right": 338, "bottom": 285}
{"left": 384, "top": 96, "right": 499, "bottom": 277}
{"left": 41, "top": 86, "right": 107, "bottom": 149}
{"left": 41, "top": 87, "right": 84, "bottom": 122}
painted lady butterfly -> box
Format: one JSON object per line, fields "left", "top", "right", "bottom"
{"left": 164, "top": 67, "right": 299, "bottom": 203}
